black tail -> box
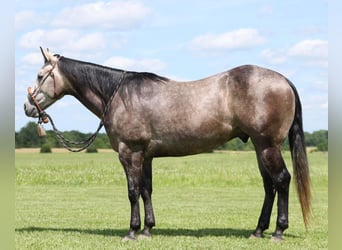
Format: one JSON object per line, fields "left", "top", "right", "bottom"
{"left": 288, "top": 81, "right": 312, "bottom": 228}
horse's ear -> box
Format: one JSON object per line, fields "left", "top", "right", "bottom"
{"left": 40, "top": 46, "right": 48, "bottom": 63}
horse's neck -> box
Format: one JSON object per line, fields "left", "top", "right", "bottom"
{"left": 62, "top": 61, "right": 113, "bottom": 119}
{"left": 71, "top": 86, "right": 105, "bottom": 119}
{"left": 65, "top": 91, "right": 100, "bottom": 122}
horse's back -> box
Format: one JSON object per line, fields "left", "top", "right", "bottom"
{"left": 111, "top": 65, "right": 296, "bottom": 156}
{"left": 142, "top": 72, "right": 234, "bottom": 156}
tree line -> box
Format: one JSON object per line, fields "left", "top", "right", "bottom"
{"left": 15, "top": 122, "right": 328, "bottom": 151}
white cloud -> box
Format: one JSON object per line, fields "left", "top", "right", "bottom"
{"left": 288, "top": 39, "right": 328, "bottom": 68}
{"left": 288, "top": 39, "right": 328, "bottom": 59}
{"left": 189, "top": 28, "right": 266, "bottom": 51}
{"left": 19, "top": 29, "right": 74, "bottom": 49}
{"left": 304, "top": 60, "right": 328, "bottom": 68}
{"left": 51, "top": 1, "right": 150, "bottom": 29}
{"left": 19, "top": 29, "right": 45, "bottom": 48}
{"left": 71, "top": 33, "right": 106, "bottom": 51}
{"left": 18, "top": 29, "right": 107, "bottom": 52}
{"left": 21, "top": 52, "right": 44, "bottom": 65}
{"left": 320, "top": 102, "right": 328, "bottom": 109}
{"left": 15, "top": 11, "right": 35, "bottom": 30}
{"left": 305, "top": 94, "right": 328, "bottom": 111}
{"left": 312, "top": 80, "right": 328, "bottom": 91}
{"left": 261, "top": 39, "right": 328, "bottom": 67}
{"left": 104, "top": 56, "right": 166, "bottom": 73}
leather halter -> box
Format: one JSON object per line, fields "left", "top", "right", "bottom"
{"left": 27, "top": 87, "right": 49, "bottom": 123}
{"left": 26, "top": 57, "right": 126, "bottom": 151}
{"left": 27, "top": 57, "right": 61, "bottom": 123}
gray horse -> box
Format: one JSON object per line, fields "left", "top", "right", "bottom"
{"left": 24, "top": 48, "right": 311, "bottom": 241}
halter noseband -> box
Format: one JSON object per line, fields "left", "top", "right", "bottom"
{"left": 27, "top": 87, "right": 49, "bottom": 123}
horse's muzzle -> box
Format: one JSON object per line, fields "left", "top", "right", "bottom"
{"left": 24, "top": 101, "right": 39, "bottom": 118}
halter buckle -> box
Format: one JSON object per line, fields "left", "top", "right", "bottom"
{"left": 38, "top": 111, "right": 49, "bottom": 124}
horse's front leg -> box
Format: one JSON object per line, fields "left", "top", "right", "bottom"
{"left": 140, "top": 158, "right": 155, "bottom": 238}
{"left": 118, "top": 143, "right": 144, "bottom": 241}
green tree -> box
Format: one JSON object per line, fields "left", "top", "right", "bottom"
{"left": 15, "top": 122, "right": 45, "bottom": 148}
{"left": 16, "top": 122, "right": 327, "bottom": 151}
{"left": 316, "top": 142, "right": 328, "bottom": 151}
{"left": 93, "top": 133, "right": 111, "bottom": 148}
{"left": 217, "top": 138, "right": 254, "bottom": 151}
{"left": 40, "top": 143, "right": 52, "bottom": 153}
{"left": 305, "top": 130, "right": 328, "bottom": 147}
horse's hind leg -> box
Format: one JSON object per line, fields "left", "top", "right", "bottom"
{"left": 253, "top": 145, "right": 291, "bottom": 240}
{"left": 251, "top": 153, "right": 276, "bottom": 238}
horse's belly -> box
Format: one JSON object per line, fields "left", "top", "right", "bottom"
{"left": 147, "top": 129, "right": 232, "bottom": 157}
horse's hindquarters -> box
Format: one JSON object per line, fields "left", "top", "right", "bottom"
{"left": 227, "top": 65, "right": 296, "bottom": 145}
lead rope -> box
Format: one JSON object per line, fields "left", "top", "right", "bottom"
{"left": 38, "top": 71, "right": 126, "bottom": 152}
{"left": 44, "top": 113, "right": 103, "bottom": 152}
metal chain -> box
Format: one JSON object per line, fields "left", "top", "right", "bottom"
{"left": 41, "top": 71, "right": 126, "bottom": 152}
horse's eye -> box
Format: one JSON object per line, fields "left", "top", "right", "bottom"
{"left": 37, "top": 74, "right": 43, "bottom": 80}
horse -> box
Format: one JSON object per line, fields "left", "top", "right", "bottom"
{"left": 24, "top": 47, "right": 311, "bottom": 241}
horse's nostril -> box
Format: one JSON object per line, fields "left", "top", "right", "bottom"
{"left": 24, "top": 103, "right": 28, "bottom": 113}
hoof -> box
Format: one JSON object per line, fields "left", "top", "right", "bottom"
{"left": 122, "top": 234, "right": 137, "bottom": 242}
{"left": 138, "top": 227, "right": 152, "bottom": 240}
{"left": 249, "top": 234, "right": 260, "bottom": 240}
{"left": 249, "top": 231, "right": 263, "bottom": 239}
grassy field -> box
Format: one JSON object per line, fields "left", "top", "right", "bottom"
{"left": 15, "top": 150, "right": 328, "bottom": 249}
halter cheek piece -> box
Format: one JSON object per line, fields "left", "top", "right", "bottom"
{"left": 27, "top": 57, "right": 61, "bottom": 124}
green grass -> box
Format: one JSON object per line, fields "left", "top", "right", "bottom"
{"left": 15, "top": 151, "right": 328, "bottom": 249}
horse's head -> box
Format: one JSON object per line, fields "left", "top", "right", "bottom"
{"left": 24, "top": 47, "right": 66, "bottom": 119}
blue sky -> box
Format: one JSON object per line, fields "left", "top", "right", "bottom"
{"left": 15, "top": 0, "right": 328, "bottom": 133}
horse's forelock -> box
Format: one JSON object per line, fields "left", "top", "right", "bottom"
{"left": 47, "top": 53, "right": 58, "bottom": 63}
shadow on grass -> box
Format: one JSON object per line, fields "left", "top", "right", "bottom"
{"left": 16, "top": 226, "right": 252, "bottom": 238}
{"left": 16, "top": 226, "right": 300, "bottom": 239}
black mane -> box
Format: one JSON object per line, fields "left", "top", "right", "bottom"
{"left": 58, "top": 56, "right": 169, "bottom": 102}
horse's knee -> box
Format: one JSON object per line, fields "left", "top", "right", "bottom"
{"left": 128, "top": 186, "right": 140, "bottom": 203}
{"left": 141, "top": 178, "right": 152, "bottom": 197}
{"left": 128, "top": 178, "right": 141, "bottom": 203}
